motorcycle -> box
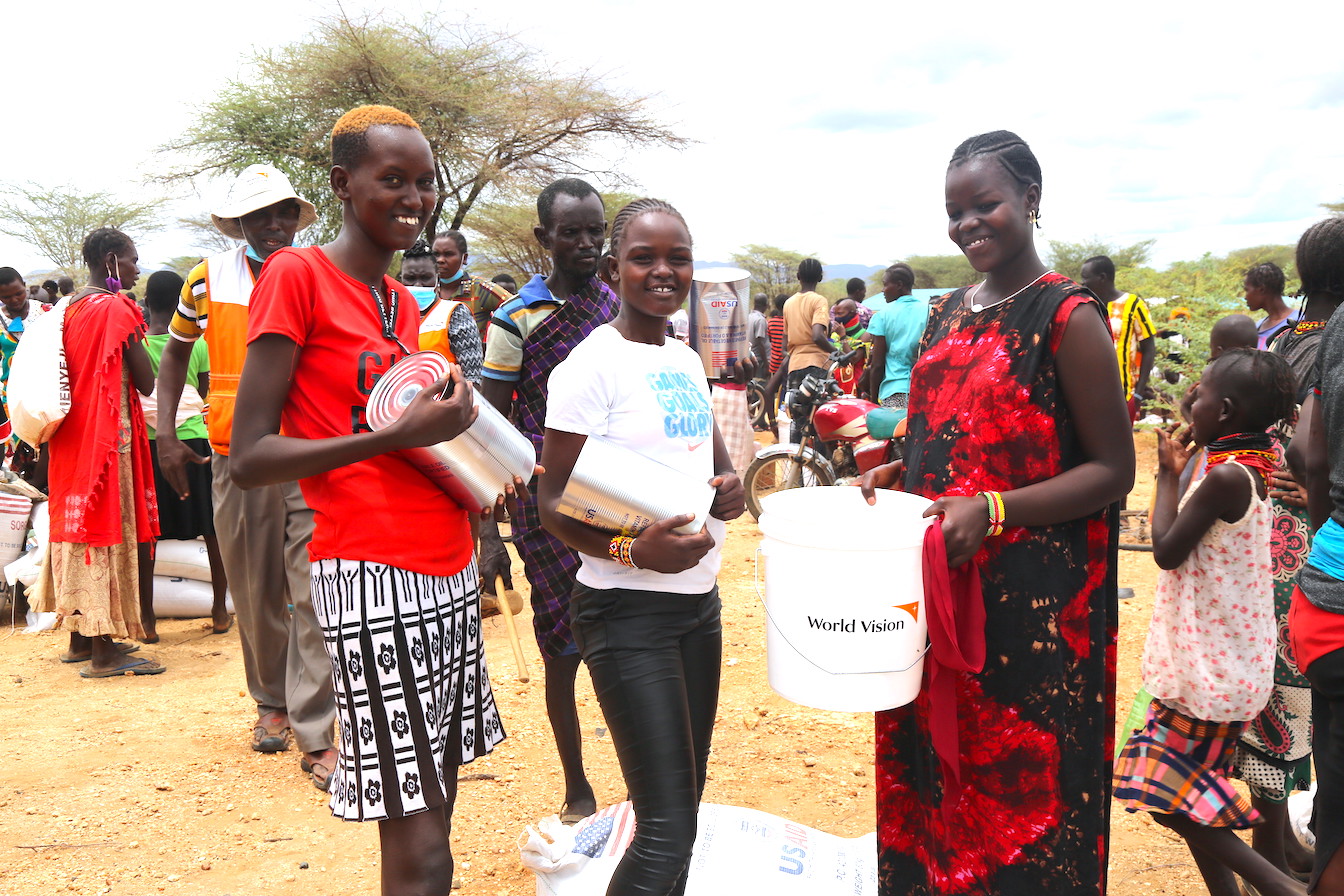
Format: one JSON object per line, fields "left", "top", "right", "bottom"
{"left": 743, "top": 350, "right": 905, "bottom": 519}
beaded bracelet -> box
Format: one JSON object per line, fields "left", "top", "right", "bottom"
{"left": 608, "top": 535, "right": 639, "bottom": 568}
{"left": 980, "top": 491, "right": 1005, "bottom": 537}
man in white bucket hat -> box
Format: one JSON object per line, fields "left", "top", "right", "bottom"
{"left": 153, "top": 165, "right": 338, "bottom": 791}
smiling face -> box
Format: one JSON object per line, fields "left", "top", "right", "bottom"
{"left": 399, "top": 255, "right": 437, "bottom": 287}
{"left": 238, "top": 199, "right": 302, "bottom": 261}
{"left": 333, "top": 125, "right": 436, "bottom": 253}
{"left": 945, "top": 157, "right": 1039, "bottom": 275}
{"left": 538, "top": 193, "right": 607, "bottom": 283}
{"left": 0, "top": 278, "right": 27, "bottom": 315}
{"left": 611, "top": 211, "right": 693, "bottom": 323}
{"left": 432, "top": 235, "right": 465, "bottom": 281}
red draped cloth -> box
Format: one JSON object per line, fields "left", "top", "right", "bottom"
{"left": 48, "top": 291, "right": 158, "bottom": 546}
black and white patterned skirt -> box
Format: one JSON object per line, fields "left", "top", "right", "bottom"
{"left": 311, "top": 557, "right": 505, "bottom": 822}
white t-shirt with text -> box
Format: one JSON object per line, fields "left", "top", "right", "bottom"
{"left": 546, "top": 324, "right": 725, "bottom": 593}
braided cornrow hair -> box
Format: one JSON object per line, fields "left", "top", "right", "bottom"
{"left": 948, "top": 130, "right": 1043, "bottom": 193}
{"left": 1297, "top": 216, "right": 1344, "bottom": 301}
{"left": 608, "top": 197, "right": 690, "bottom": 260}
{"left": 81, "top": 227, "right": 133, "bottom": 271}
{"left": 1244, "top": 262, "right": 1285, "bottom": 296}
{"left": 1210, "top": 347, "right": 1298, "bottom": 430}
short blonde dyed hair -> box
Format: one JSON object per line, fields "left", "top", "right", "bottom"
{"left": 331, "top": 105, "right": 422, "bottom": 169}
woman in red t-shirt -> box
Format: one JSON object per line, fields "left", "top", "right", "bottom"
{"left": 230, "top": 105, "right": 512, "bottom": 896}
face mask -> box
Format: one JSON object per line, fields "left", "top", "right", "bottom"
{"left": 245, "top": 244, "right": 265, "bottom": 264}
{"left": 409, "top": 286, "right": 437, "bottom": 311}
{"left": 438, "top": 268, "right": 466, "bottom": 286}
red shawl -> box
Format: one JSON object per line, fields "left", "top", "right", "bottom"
{"left": 921, "top": 519, "right": 986, "bottom": 821}
{"left": 47, "top": 292, "right": 158, "bottom": 547}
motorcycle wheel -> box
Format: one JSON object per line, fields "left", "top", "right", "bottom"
{"left": 747, "top": 380, "right": 767, "bottom": 429}
{"left": 743, "top": 451, "right": 836, "bottom": 519}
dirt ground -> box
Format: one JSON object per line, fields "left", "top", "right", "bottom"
{"left": 0, "top": 433, "right": 1254, "bottom": 894}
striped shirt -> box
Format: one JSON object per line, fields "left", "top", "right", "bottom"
{"left": 482, "top": 274, "right": 567, "bottom": 383}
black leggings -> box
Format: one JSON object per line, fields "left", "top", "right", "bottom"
{"left": 570, "top": 582, "right": 722, "bottom": 896}
{"left": 1305, "top": 644, "right": 1344, "bottom": 892}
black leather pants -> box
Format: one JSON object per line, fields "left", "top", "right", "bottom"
{"left": 571, "top": 582, "right": 722, "bottom": 896}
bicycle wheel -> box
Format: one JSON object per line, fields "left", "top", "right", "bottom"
{"left": 743, "top": 451, "right": 835, "bottom": 518}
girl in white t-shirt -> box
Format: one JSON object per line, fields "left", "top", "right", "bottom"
{"left": 1113, "top": 348, "right": 1301, "bottom": 896}
{"left": 539, "top": 198, "right": 745, "bottom": 896}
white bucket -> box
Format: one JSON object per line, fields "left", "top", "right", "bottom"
{"left": 758, "top": 486, "right": 933, "bottom": 712}
{"left": 0, "top": 494, "right": 34, "bottom": 569}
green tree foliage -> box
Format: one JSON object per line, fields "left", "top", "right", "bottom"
{"left": 729, "top": 245, "right": 812, "bottom": 298}
{"left": 159, "top": 11, "right": 687, "bottom": 243}
{"left": 0, "top": 183, "right": 164, "bottom": 277}
{"left": 901, "top": 254, "right": 977, "bottom": 290}
{"left": 465, "top": 191, "right": 640, "bottom": 281}
{"left": 1046, "top": 238, "right": 1155, "bottom": 280}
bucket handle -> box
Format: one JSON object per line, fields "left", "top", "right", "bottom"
{"left": 753, "top": 547, "right": 930, "bottom": 676}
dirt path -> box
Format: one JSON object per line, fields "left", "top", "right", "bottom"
{"left": 0, "top": 434, "right": 1245, "bottom": 894}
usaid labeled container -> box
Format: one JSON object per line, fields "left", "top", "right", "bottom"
{"left": 0, "top": 494, "right": 33, "bottom": 569}
{"left": 758, "top": 486, "right": 933, "bottom": 712}
{"left": 557, "top": 435, "right": 714, "bottom": 536}
{"left": 366, "top": 352, "right": 536, "bottom": 510}
{"left": 688, "top": 267, "right": 751, "bottom": 379}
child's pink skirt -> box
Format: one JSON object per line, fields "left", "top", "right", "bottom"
{"left": 1113, "top": 698, "right": 1262, "bottom": 828}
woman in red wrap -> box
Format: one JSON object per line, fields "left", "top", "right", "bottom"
{"left": 861, "top": 131, "right": 1132, "bottom": 895}
{"left": 37, "top": 227, "right": 162, "bottom": 677}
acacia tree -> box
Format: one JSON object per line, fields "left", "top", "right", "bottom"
{"left": 159, "top": 11, "right": 687, "bottom": 243}
{"left": 729, "top": 245, "right": 812, "bottom": 298}
{"left": 1046, "top": 237, "right": 1155, "bottom": 280}
{"left": 0, "top": 183, "right": 164, "bottom": 276}
{"left": 466, "top": 191, "right": 640, "bottom": 281}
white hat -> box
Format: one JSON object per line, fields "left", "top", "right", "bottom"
{"left": 211, "top": 164, "right": 318, "bottom": 240}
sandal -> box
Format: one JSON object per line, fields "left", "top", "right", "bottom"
{"left": 301, "top": 749, "right": 337, "bottom": 793}
{"left": 60, "top": 642, "right": 140, "bottom": 664}
{"left": 79, "top": 656, "right": 166, "bottom": 678}
{"left": 251, "top": 712, "right": 293, "bottom": 753}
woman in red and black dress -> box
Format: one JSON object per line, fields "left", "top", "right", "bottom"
{"left": 862, "top": 131, "right": 1132, "bottom": 895}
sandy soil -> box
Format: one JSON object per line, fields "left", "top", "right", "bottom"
{"left": 0, "top": 434, "right": 1254, "bottom": 894}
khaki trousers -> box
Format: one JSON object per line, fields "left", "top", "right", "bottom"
{"left": 211, "top": 454, "right": 335, "bottom": 752}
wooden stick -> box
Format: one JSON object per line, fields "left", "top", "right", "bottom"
{"left": 494, "top": 574, "right": 530, "bottom": 682}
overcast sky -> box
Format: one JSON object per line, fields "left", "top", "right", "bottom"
{"left": 7, "top": 0, "right": 1342, "bottom": 278}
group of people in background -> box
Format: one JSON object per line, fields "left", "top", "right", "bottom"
{"left": 6, "top": 106, "right": 1344, "bottom": 896}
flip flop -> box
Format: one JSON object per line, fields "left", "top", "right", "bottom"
{"left": 79, "top": 657, "right": 166, "bottom": 678}
{"left": 59, "top": 642, "right": 141, "bottom": 664}
{"left": 210, "top": 616, "right": 234, "bottom": 635}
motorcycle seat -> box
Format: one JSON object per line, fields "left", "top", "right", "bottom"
{"left": 865, "top": 407, "right": 907, "bottom": 441}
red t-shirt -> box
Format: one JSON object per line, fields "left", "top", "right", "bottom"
{"left": 247, "top": 246, "right": 473, "bottom": 576}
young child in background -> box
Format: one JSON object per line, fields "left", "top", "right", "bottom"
{"left": 140, "top": 271, "right": 231, "bottom": 636}
{"left": 1115, "top": 347, "right": 1303, "bottom": 896}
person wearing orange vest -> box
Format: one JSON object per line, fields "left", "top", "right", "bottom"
{"left": 399, "top": 240, "right": 483, "bottom": 382}
{"left": 153, "top": 166, "right": 337, "bottom": 792}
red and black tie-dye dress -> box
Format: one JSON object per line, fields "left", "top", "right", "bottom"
{"left": 878, "top": 274, "right": 1119, "bottom": 896}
